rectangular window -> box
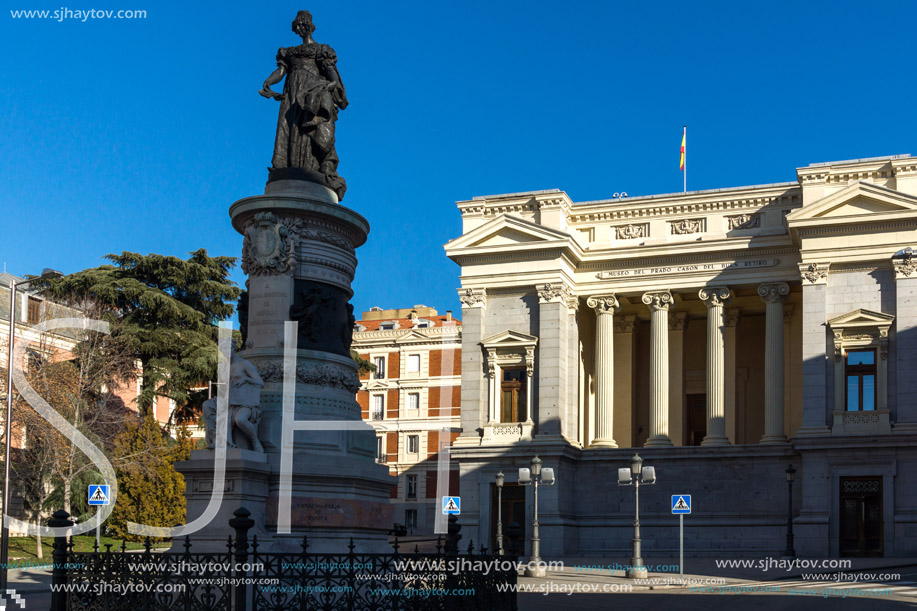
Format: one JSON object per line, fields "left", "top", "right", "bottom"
{"left": 845, "top": 349, "right": 877, "bottom": 412}
{"left": 406, "top": 474, "right": 417, "bottom": 499}
{"left": 405, "top": 509, "right": 418, "bottom": 531}
{"left": 407, "top": 392, "right": 419, "bottom": 411}
{"left": 407, "top": 354, "right": 421, "bottom": 372}
{"left": 407, "top": 434, "right": 418, "bottom": 454}
{"left": 376, "top": 436, "right": 384, "bottom": 462}
{"left": 27, "top": 297, "right": 41, "bottom": 324}
{"left": 500, "top": 368, "right": 527, "bottom": 423}
{"left": 373, "top": 357, "right": 385, "bottom": 379}
{"left": 372, "top": 395, "right": 384, "bottom": 420}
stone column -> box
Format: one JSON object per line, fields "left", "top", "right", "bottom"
{"left": 759, "top": 282, "right": 790, "bottom": 443}
{"left": 798, "top": 263, "right": 831, "bottom": 436}
{"left": 699, "top": 287, "right": 731, "bottom": 446}
{"left": 668, "top": 313, "right": 687, "bottom": 447}
{"left": 586, "top": 295, "right": 620, "bottom": 447}
{"left": 724, "top": 310, "right": 738, "bottom": 443}
{"left": 613, "top": 316, "right": 637, "bottom": 446}
{"left": 536, "top": 283, "right": 571, "bottom": 438}
{"left": 894, "top": 255, "right": 917, "bottom": 432}
{"left": 641, "top": 291, "right": 674, "bottom": 447}
{"left": 457, "top": 288, "right": 487, "bottom": 444}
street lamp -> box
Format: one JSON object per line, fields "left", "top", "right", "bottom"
{"left": 784, "top": 464, "right": 796, "bottom": 558}
{"left": 618, "top": 453, "right": 656, "bottom": 579}
{"left": 519, "top": 456, "right": 554, "bottom": 577}
{"left": 2, "top": 268, "right": 63, "bottom": 590}
{"left": 495, "top": 471, "right": 504, "bottom": 556}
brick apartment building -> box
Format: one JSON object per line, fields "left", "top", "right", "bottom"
{"left": 353, "top": 305, "right": 462, "bottom": 536}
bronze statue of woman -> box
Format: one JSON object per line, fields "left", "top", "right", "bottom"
{"left": 260, "top": 10, "right": 348, "bottom": 200}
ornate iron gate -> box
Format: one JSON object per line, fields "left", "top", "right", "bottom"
{"left": 47, "top": 508, "right": 518, "bottom": 611}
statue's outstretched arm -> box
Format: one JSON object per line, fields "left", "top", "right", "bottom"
{"left": 259, "top": 65, "right": 286, "bottom": 100}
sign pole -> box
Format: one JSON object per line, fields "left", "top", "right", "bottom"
{"left": 679, "top": 514, "right": 684, "bottom": 582}
{"left": 96, "top": 507, "right": 101, "bottom": 549}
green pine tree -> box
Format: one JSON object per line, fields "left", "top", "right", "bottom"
{"left": 41, "top": 250, "right": 241, "bottom": 423}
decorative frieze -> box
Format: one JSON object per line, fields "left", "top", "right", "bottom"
{"left": 669, "top": 218, "right": 705, "bottom": 235}
{"left": 614, "top": 223, "right": 649, "bottom": 240}
{"left": 726, "top": 213, "right": 760, "bottom": 230}
{"left": 458, "top": 288, "right": 486, "bottom": 308}
{"left": 613, "top": 315, "right": 637, "bottom": 334}
{"left": 668, "top": 312, "right": 687, "bottom": 331}
{"left": 256, "top": 360, "right": 361, "bottom": 394}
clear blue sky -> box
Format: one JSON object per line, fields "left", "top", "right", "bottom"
{"left": 2, "top": 1, "right": 915, "bottom": 323}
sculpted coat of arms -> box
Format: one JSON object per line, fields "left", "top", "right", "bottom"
{"left": 241, "top": 212, "right": 296, "bottom": 275}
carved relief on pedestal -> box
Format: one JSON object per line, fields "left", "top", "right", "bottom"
{"left": 254, "top": 359, "right": 361, "bottom": 394}
{"left": 241, "top": 212, "right": 356, "bottom": 278}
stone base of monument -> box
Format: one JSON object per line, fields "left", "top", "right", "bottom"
{"left": 175, "top": 179, "right": 395, "bottom": 553}
{"left": 177, "top": 447, "right": 394, "bottom": 553}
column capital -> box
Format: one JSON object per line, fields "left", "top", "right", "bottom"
{"left": 758, "top": 282, "right": 790, "bottom": 304}
{"left": 458, "top": 287, "right": 486, "bottom": 309}
{"left": 799, "top": 262, "right": 830, "bottom": 285}
{"left": 668, "top": 311, "right": 687, "bottom": 331}
{"left": 537, "top": 282, "right": 574, "bottom": 305}
{"left": 641, "top": 291, "right": 673, "bottom": 311}
{"left": 613, "top": 314, "right": 637, "bottom": 334}
{"left": 699, "top": 286, "right": 731, "bottom": 308}
{"left": 586, "top": 294, "right": 620, "bottom": 315}
{"left": 893, "top": 249, "right": 917, "bottom": 280}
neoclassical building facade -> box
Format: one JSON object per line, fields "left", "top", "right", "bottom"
{"left": 445, "top": 154, "right": 917, "bottom": 558}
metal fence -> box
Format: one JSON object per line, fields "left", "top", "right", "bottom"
{"left": 48, "top": 508, "right": 518, "bottom": 611}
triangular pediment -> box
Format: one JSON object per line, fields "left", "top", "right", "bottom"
{"left": 828, "top": 308, "right": 895, "bottom": 330}
{"left": 446, "top": 215, "right": 572, "bottom": 250}
{"left": 787, "top": 181, "right": 917, "bottom": 222}
{"left": 481, "top": 329, "right": 538, "bottom": 349}
{"left": 394, "top": 329, "right": 432, "bottom": 344}
{"left": 364, "top": 380, "right": 389, "bottom": 390}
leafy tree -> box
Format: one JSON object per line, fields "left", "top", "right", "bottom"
{"left": 41, "top": 250, "right": 241, "bottom": 423}
{"left": 106, "top": 415, "right": 190, "bottom": 541}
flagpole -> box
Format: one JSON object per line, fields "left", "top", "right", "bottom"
{"left": 683, "top": 125, "right": 687, "bottom": 193}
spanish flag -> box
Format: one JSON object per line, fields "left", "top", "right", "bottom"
{"left": 680, "top": 126, "right": 686, "bottom": 171}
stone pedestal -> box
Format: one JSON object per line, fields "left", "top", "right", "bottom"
{"left": 177, "top": 180, "right": 394, "bottom": 552}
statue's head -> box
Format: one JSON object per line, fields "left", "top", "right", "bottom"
{"left": 292, "top": 10, "right": 315, "bottom": 37}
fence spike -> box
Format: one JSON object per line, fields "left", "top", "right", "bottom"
{"left": 348, "top": 537, "right": 355, "bottom": 554}
{"left": 104, "top": 544, "right": 112, "bottom": 553}
{"left": 436, "top": 536, "right": 442, "bottom": 554}
{"left": 120, "top": 540, "right": 127, "bottom": 553}
{"left": 227, "top": 535, "right": 234, "bottom": 555}
{"left": 92, "top": 538, "right": 99, "bottom": 552}
{"left": 467, "top": 539, "right": 474, "bottom": 554}
{"left": 251, "top": 535, "right": 259, "bottom": 555}
{"left": 414, "top": 544, "right": 419, "bottom": 554}
{"left": 144, "top": 537, "right": 152, "bottom": 553}
{"left": 392, "top": 536, "right": 400, "bottom": 553}
{"left": 480, "top": 545, "right": 488, "bottom": 555}
{"left": 301, "top": 535, "right": 309, "bottom": 555}
{"left": 183, "top": 536, "right": 191, "bottom": 555}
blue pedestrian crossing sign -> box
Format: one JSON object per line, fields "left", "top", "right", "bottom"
{"left": 88, "top": 485, "right": 110, "bottom": 506}
{"left": 442, "top": 496, "right": 461, "bottom": 515}
{"left": 672, "top": 495, "right": 691, "bottom": 514}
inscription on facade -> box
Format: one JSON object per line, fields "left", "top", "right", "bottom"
{"left": 596, "top": 258, "right": 779, "bottom": 279}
